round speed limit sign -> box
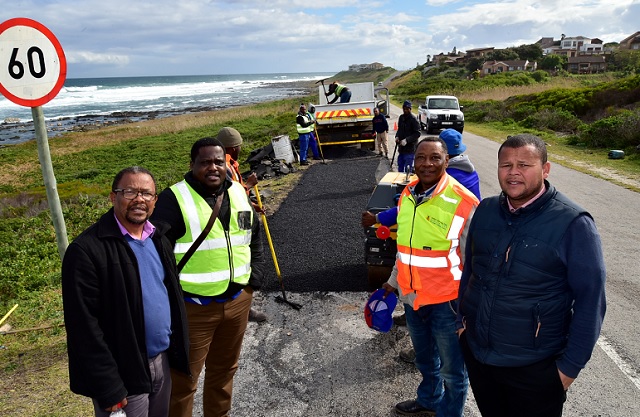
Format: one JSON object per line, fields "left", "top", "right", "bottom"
{"left": 0, "top": 17, "right": 67, "bottom": 107}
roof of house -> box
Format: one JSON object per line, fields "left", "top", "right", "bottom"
{"left": 620, "top": 31, "right": 640, "bottom": 45}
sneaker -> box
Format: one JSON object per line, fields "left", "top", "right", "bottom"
{"left": 399, "top": 348, "right": 416, "bottom": 364}
{"left": 300, "top": 160, "right": 309, "bottom": 166}
{"left": 248, "top": 308, "right": 267, "bottom": 323}
{"left": 393, "top": 313, "right": 407, "bottom": 326}
{"left": 395, "top": 399, "right": 435, "bottom": 416}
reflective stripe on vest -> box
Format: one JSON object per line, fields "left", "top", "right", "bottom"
{"left": 334, "top": 84, "right": 346, "bottom": 96}
{"left": 297, "top": 113, "right": 314, "bottom": 134}
{"left": 396, "top": 174, "right": 478, "bottom": 309}
{"left": 170, "top": 181, "right": 253, "bottom": 296}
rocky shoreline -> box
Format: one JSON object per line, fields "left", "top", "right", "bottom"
{"left": 0, "top": 80, "right": 316, "bottom": 147}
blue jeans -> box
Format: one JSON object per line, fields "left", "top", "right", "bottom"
{"left": 339, "top": 90, "right": 352, "bottom": 103}
{"left": 308, "top": 132, "right": 320, "bottom": 158}
{"left": 298, "top": 133, "right": 311, "bottom": 161}
{"left": 397, "top": 153, "right": 414, "bottom": 173}
{"left": 404, "top": 301, "right": 468, "bottom": 417}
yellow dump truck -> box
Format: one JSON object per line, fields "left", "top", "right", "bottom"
{"left": 312, "top": 81, "right": 389, "bottom": 149}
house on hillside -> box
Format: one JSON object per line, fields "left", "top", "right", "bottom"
{"left": 619, "top": 32, "right": 640, "bottom": 50}
{"left": 482, "top": 60, "right": 537, "bottom": 75}
{"left": 567, "top": 55, "right": 607, "bottom": 74}
{"left": 465, "top": 47, "right": 495, "bottom": 58}
{"left": 537, "top": 35, "right": 605, "bottom": 56}
{"left": 348, "top": 62, "right": 385, "bottom": 72}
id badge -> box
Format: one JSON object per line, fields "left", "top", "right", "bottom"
{"left": 237, "top": 211, "right": 251, "bottom": 230}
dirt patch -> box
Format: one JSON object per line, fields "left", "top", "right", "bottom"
{"left": 552, "top": 155, "right": 640, "bottom": 191}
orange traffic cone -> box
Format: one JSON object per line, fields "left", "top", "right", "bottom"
{"left": 394, "top": 122, "right": 398, "bottom": 131}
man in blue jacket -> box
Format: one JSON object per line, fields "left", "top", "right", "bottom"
{"left": 457, "top": 133, "right": 606, "bottom": 417}
{"left": 372, "top": 107, "right": 389, "bottom": 158}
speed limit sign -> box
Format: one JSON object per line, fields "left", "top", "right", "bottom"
{"left": 0, "top": 17, "right": 67, "bottom": 107}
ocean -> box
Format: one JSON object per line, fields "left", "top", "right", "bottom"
{"left": 0, "top": 72, "right": 334, "bottom": 145}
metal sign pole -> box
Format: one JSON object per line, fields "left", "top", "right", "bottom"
{"left": 32, "top": 106, "right": 68, "bottom": 260}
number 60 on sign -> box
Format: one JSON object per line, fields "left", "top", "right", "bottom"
{"left": 0, "top": 17, "right": 67, "bottom": 107}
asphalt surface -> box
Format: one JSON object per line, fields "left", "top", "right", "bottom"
{"left": 190, "top": 104, "right": 640, "bottom": 416}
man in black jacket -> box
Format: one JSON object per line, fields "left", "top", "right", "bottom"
{"left": 395, "top": 100, "right": 421, "bottom": 172}
{"left": 62, "top": 166, "right": 190, "bottom": 417}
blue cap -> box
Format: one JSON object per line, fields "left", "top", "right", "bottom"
{"left": 364, "top": 288, "right": 398, "bottom": 333}
{"left": 402, "top": 100, "right": 412, "bottom": 109}
{"left": 439, "top": 128, "right": 466, "bottom": 155}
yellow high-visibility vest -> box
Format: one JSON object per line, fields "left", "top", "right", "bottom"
{"left": 170, "top": 181, "right": 253, "bottom": 296}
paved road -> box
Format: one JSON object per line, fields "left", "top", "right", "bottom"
{"left": 192, "top": 106, "right": 640, "bottom": 416}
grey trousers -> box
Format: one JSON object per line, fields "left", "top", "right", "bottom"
{"left": 93, "top": 352, "right": 171, "bottom": 417}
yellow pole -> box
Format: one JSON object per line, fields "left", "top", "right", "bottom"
{"left": 0, "top": 304, "right": 18, "bottom": 327}
{"left": 253, "top": 185, "right": 281, "bottom": 278}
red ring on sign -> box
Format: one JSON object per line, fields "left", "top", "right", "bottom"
{"left": 0, "top": 17, "right": 67, "bottom": 107}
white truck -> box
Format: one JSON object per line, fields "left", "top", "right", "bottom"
{"left": 417, "top": 95, "right": 464, "bottom": 134}
{"left": 312, "top": 81, "right": 389, "bottom": 149}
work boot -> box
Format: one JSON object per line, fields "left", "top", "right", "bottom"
{"left": 399, "top": 348, "right": 416, "bottom": 364}
{"left": 395, "top": 399, "right": 436, "bottom": 416}
{"left": 248, "top": 308, "right": 267, "bottom": 323}
{"left": 393, "top": 313, "right": 407, "bottom": 326}
{"left": 300, "top": 160, "right": 309, "bottom": 166}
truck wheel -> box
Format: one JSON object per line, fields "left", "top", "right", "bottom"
{"left": 456, "top": 128, "right": 464, "bottom": 134}
{"left": 367, "top": 265, "right": 392, "bottom": 288}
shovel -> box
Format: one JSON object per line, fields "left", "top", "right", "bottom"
{"left": 313, "top": 124, "right": 327, "bottom": 164}
{"left": 315, "top": 77, "right": 330, "bottom": 97}
{"left": 253, "top": 185, "right": 302, "bottom": 310}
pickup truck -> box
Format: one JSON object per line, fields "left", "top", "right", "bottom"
{"left": 312, "top": 82, "right": 389, "bottom": 149}
{"left": 417, "top": 95, "right": 464, "bottom": 134}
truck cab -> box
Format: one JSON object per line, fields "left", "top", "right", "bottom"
{"left": 418, "top": 95, "right": 464, "bottom": 134}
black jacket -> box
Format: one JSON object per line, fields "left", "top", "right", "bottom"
{"left": 62, "top": 209, "right": 190, "bottom": 409}
{"left": 395, "top": 112, "right": 421, "bottom": 154}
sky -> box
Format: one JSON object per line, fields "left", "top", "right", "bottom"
{"left": 2, "top": 0, "right": 639, "bottom": 79}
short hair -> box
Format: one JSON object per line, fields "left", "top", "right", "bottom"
{"left": 417, "top": 136, "right": 448, "bottom": 154}
{"left": 112, "top": 166, "right": 156, "bottom": 191}
{"left": 190, "top": 137, "right": 225, "bottom": 162}
{"left": 499, "top": 134, "right": 548, "bottom": 164}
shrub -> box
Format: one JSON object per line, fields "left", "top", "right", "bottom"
{"left": 578, "top": 110, "right": 640, "bottom": 148}
{"left": 521, "top": 109, "right": 583, "bottom": 133}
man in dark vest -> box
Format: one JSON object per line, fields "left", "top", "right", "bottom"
{"left": 457, "top": 133, "right": 607, "bottom": 417}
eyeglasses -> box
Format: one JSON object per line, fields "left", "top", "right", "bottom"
{"left": 113, "top": 189, "right": 157, "bottom": 201}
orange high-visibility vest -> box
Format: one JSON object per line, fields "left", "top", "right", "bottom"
{"left": 396, "top": 174, "right": 478, "bottom": 309}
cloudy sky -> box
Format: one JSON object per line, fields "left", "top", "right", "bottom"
{"left": 2, "top": 0, "right": 639, "bottom": 79}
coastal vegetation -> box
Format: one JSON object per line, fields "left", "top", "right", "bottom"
{"left": 1, "top": 65, "right": 640, "bottom": 415}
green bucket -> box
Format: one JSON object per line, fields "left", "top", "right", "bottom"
{"left": 608, "top": 150, "right": 625, "bottom": 159}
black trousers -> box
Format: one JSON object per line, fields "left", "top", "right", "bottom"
{"left": 460, "top": 332, "right": 567, "bottom": 417}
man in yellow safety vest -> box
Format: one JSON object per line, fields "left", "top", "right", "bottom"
{"left": 151, "top": 137, "right": 265, "bottom": 417}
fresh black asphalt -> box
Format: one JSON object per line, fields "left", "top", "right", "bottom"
{"left": 261, "top": 147, "right": 380, "bottom": 293}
